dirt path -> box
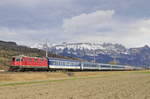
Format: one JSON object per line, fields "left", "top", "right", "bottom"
{"left": 0, "top": 71, "right": 150, "bottom": 99}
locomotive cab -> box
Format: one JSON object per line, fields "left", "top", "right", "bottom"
{"left": 11, "top": 57, "right": 22, "bottom": 66}
{"left": 9, "top": 56, "right": 23, "bottom": 71}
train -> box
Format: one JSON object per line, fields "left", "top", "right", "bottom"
{"left": 9, "top": 55, "right": 140, "bottom": 71}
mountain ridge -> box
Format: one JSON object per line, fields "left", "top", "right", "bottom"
{"left": 32, "top": 42, "right": 150, "bottom": 68}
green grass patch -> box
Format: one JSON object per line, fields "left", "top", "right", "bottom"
{"left": 136, "top": 71, "right": 150, "bottom": 74}
{"left": 0, "top": 75, "right": 112, "bottom": 87}
{"left": 129, "top": 70, "right": 150, "bottom": 74}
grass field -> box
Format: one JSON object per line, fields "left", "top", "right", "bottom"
{"left": 0, "top": 70, "right": 150, "bottom": 99}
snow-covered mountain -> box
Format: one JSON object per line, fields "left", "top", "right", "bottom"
{"left": 48, "top": 42, "right": 127, "bottom": 56}
{"left": 31, "top": 42, "right": 150, "bottom": 67}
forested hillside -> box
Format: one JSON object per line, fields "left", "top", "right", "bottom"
{"left": 0, "top": 40, "right": 78, "bottom": 70}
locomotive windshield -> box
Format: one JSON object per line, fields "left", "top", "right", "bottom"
{"left": 12, "top": 57, "right": 22, "bottom": 61}
{"left": 16, "top": 58, "right": 22, "bottom": 61}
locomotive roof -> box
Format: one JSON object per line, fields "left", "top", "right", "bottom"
{"left": 13, "top": 55, "right": 46, "bottom": 59}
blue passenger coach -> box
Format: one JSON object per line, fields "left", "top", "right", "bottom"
{"left": 48, "top": 58, "right": 81, "bottom": 70}
{"left": 48, "top": 57, "right": 130, "bottom": 71}
{"left": 81, "top": 62, "right": 100, "bottom": 70}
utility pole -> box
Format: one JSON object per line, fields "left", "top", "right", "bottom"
{"left": 93, "top": 46, "right": 96, "bottom": 63}
{"left": 45, "top": 40, "right": 48, "bottom": 58}
{"left": 94, "top": 50, "right": 95, "bottom": 63}
{"left": 112, "top": 54, "right": 117, "bottom": 65}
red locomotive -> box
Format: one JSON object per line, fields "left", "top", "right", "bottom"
{"left": 10, "top": 56, "right": 48, "bottom": 71}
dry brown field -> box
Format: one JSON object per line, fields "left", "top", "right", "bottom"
{"left": 0, "top": 70, "right": 150, "bottom": 99}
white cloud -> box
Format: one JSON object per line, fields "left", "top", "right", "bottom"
{"left": 62, "top": 10, "right": 115, "bottom": 34}
{"left": 121, "top": 19, "right": 150, "bottom": 47}
{"left": 62, "top": 10, "right": 150, "bottom": 47}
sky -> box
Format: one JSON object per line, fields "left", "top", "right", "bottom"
{"left": 0, "top": 0, "right": 150, "bottom": 48}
